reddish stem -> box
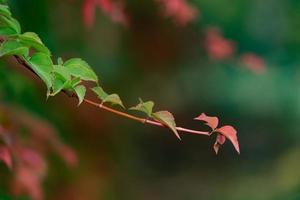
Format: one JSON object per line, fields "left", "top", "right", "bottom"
{"left": 83, "top": 99, "right": 210, "bottom": 136}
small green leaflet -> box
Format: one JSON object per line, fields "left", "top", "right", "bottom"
{"left": 92, "top": 86, "right": 125, "bottom": 108}
{"left": 18, "top": 32, "right": 51, "bottom": 55}
{"left": 51, "top": 74, "right": 65, "bottom": 96}
{"left": 0, "top": 15, "right": 20, "bottom": 35}
{"left": 64, "top": 58, "right": 98, "bottom": 82}
{"left": 91, "top": 86, "right": 108, "bottom": 100}
{"left": 50, "top": 65, "right": 72, "bottom": 96}
{"left": 74, "top": 85, "right": 86, "bottom": 105}
{"left": 0, "top": 4, "right": 11, "bottom": 17}
{"left": 0, "top": 40, "right": 28, "bottom": 57}
{"left": 152, "top": 111, "right": 181, "bottom": 140}
{"left": 57, "top": 57, "right": 63, "bottom": 65}
{"left": 26, "top": 52, "right": 53, "bottom": 96}
{"left": 53, "top": 65, "right": 71, "bottom": 81}
{"left": 0, "top": 5, "right": 19, "bottom": 36}
{"left": 104, "top": 94, "right": 125, "bottom": 108}
{"left": 68, "top": 77, "right": 81, "bottom": 89}
{"left": 130, "top": 99, "right": 154, "bottom": 117}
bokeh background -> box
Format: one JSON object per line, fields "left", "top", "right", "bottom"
{"left": 1, "top": 0, "right": 300, "bottom": 199}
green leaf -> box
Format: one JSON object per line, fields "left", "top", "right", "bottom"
{"left": 74, "top": 85, "right": 86, "bottom": 105}
{"left": 130, "top": 98, "right": 154, "bottom": 117}
{"left": 57, "top": 57, "right": 63, "bottom": 65}
{"left": 69, "top": 77, "right": 81, "bottom": 88}
{"left": 51, "top": 74, "right": 65, "bottom": 96}
{"left": 0, "top": 26, "right": 15, "bottom": 35}
{"left": 0, "top": 40, "right": 29, "bottom": 57}
{"left": 50, "top": 65, "right": 71, "bottom": 96}
{"left": 92, "top": 86, "right": 125, "bottom": 108}
{"left": 64, "top": 58, "right": 98, "bottom": 82}
{"left": 104, "top": 94, "right": 125, "bottom": 108}
{"left": 0, "top": 15, "right": 20, "bottom": 35}
{"left": 53, "top": 65, "right": 71, "bottom": 81}
{"left": 91, "top": 86, "right": 108, "bottom": 100}
{"left": 152, "top": 111, "right": 181, "bottom": 140}
{"left": 18, "top": 32, "right": 51, "bottom": 55}
{"left": 26, "top": 52, "right": 53, "bottom": 95}
{"left": 0, "top": 5, "right": 11, "bottom": 17}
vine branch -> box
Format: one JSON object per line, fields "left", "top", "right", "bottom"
{"left": 8, "top": 52, "right": 210, "bottom": 136}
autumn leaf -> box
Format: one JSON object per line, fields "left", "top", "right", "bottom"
{"left": 0, "top": 146, "right": 12, "bottom": 169}
{"left": 213, "top": 134, "right": 226, "bottom": 154}
{"left": 194, "top": 113, "right": 219, "bottom": 130}
{"left": 152, "top": 111, "right": 180, "bottom": 140}
{"left": 130, "top": 98, "right": 154, "bottom": 117}
{"left": 215, "top": 125, "right": 240, "bottom": 154}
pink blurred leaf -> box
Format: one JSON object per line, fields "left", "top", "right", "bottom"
{"left": 97, "top": 0, "right": 128, "bottom": 25}
{"left": 194, "top": 113, "right": 219, "bottom": 130}
{"left": 82, "top": 0, "right": 96, "bottom": 29}
{"left": 213, "top": 134, "right": 226, "bottom": 154}
{"left": 13, "top": 167, "right": 43, "bottom": 200}
{"left": 204, "top": 27, "right": 235, "bottom": 60}
{"left": 215, "top": 125, "right": 240, "bottom": 154}
{"left": 156, "top": 0, "right": 198, "bottom": 25}
{"left": 19, "top": 148, "right": 47, "bottom": 177}
{"left": 57, "top": 145, "right": 78, "bottom": 167}
{"left": 0, "top": 146, "right": 12, "bottom": 169}
{"left": 240, "top": 53, "right": 266, "bottom": 74}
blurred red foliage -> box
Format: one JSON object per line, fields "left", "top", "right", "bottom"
{"left": 155, "top": 0, "right": 198, "bottom": 25}
{"left": 240, "top": 53, "right": 266, "bottom": 74}
{"left": 82, "top": 0, "right": 127, "bottom": 28}
{"left": 0, "top": 104, "right": 77, "bottom": 200}
{"left": 204, "top": 27, "right": 235, "bottom": 60}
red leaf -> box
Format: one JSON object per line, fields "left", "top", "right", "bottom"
{"left": 0, "top": 146, "right": 12, "bottom": 169}
{"left": 240, "top": 53, "right": 266, "bottom": 74}
{"left": 215, "top": 125, "right": 240, "bottom": 154}
{"left": 204, "top": 27, "right": 235, "bottom": 60}
{"left": 57, "top": 145, "right": 78, "bottom": 167}
{"left": 19, "top": 148, "right": 46, "bottom": 177}
{"left": 13, "top": 167, "right": 43, "bottom": 200}
{"left": 213, "top": 134, "right": 226, "bottom": 154}
{"left": 194, "top": 113, "right": 219, "bottom": 130}
{"left": 156, "top": 0, "right": 198, "bottom": 25}
{"left": 96, "top": 0, "right": 128, "bottom": 26}
{"left": 82, "top": 0, "right": 96, "bottom": 28}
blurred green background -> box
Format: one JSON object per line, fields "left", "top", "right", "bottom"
{"left": 1, "top": 0, "right": 300, "bottom": 199}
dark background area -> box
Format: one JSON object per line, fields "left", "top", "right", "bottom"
{"left": 1, "top": 0, "right": 300, "bottom": 199}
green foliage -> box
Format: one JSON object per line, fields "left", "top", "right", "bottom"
{"left": 92, "top": 86, "right": 124, "bottom": 108}
{"left": 0, "top": 40, "right": 29, "bottom": 57}
{"left": 130, "top": 98, "right": 154, "bottom": 117}
{"left": 74, "top": 85, "right": 86, "bottom": 105}
{"left": 152, "top": 111, "right": 180, "bottom": 140}
{"left": 25, "top": 52, "right": 53, "bottom": 95}
{"left": 0, "top": 1, "right": 189, "bottom": 139}
{"left": 18, "top": 32, "right": 50, "bottom": 55}
{"left": 63, "top": 58, "right": 98, "bottom": 82}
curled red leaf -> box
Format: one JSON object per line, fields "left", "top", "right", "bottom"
{"left": 194, "top": 113, "right": 219, "bottom": 130}
{"left": 213, "top": 134, "right": 226, "bottom": 154}
{"left": 0, "top": 146, "right": 12, "bottom": 169}
{"left": 215, "top": 125, "right": 240, "bottom": 154}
